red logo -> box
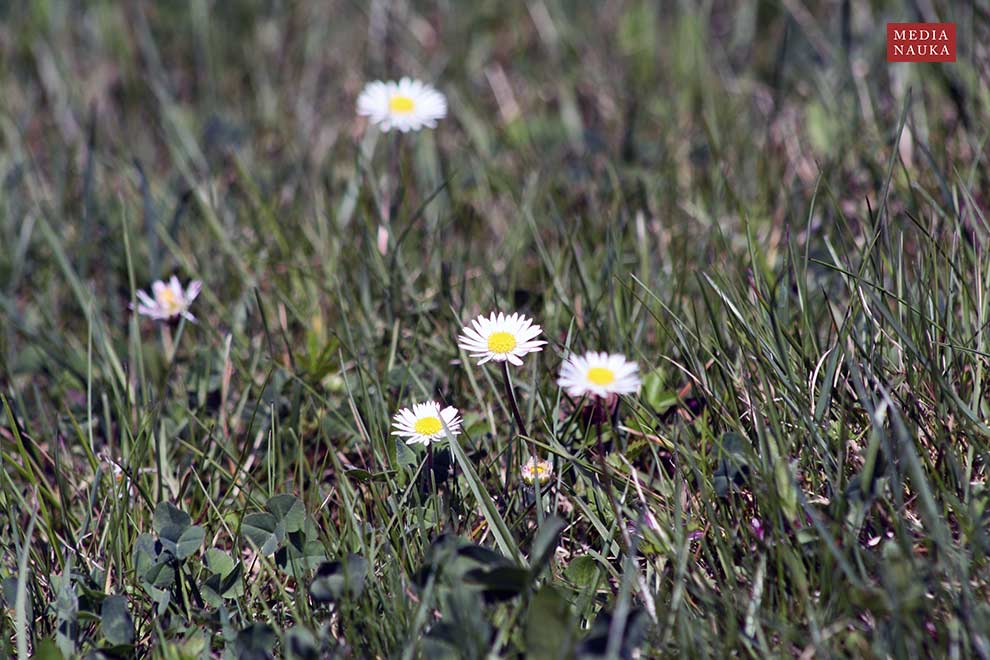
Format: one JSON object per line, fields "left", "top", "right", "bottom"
{"left": 887, "top": 23, "right": 956, "bottom": 62}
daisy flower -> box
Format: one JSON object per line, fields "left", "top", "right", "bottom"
{"left": 521, "top": 456, "right": 554, "bottom": 486}
{"left": 391, "top": 401, "right": 462, "bottom": 446}
{"left": 457, "top": 312, "right": 547, "bottom": 366}
{"left": 101, "top": 451, "right": 130, "bottom": 487}
{"left": 134, "top": 276, "right": 202, "bottom": 322}
{"left": 356, "top": 77, "right": 447, "bottom": 133}
{"left": 557, "top": 351, "right": 642, "bottom": 399}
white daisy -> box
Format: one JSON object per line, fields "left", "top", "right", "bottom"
{"left": 134, "top": 276, "right": 202, "bottom": 322}
{"left": 557, "top": 351, "right": 642, "bottom": 399}
{"left": 521, "top": 456, "right": 554, "bottom": 486}
{"left": 356, "top": 77, "right": 447, "bottom": 133}
{"left": 101, "top": 452, "right": 130, "bottom": 486}
{"left": 457, "top": 312, "right": 547, "bottom": 366}
{"left": 391, "top": 401, "right": 462, "bottom": 446}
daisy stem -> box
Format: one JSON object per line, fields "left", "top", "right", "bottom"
{"left": 161, "top": 325, "right": 174, "bottom": 361}
{"left": 427, "top": 443, "right": 435, "bottom": 494}
{"left": 595, "top": 420, "right": 632, "bottom": 552}
{"left": 500, "top": 361, "right": 527, "bottom": 500}
{"left": 164, "top": 317, "right": 187, "bottom": 367}
{"left": 500, "top": 362, "right": 528, "bottom": 437}
{"left": 388, "top": 131, "right": 403, "bottom": 220}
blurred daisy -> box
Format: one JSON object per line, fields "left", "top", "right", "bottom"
{"left": 101, "top": 452, "right": 130, "bottom": 487}
{"left": 357, "top": 77, "right": 447, "bottom": 133}
{"left": 558, "top": 351, "right": 641, "bottom": 398}
{"left": 135, "top": 276, "right": 202, "bottom": 322}
{"left": 391, "top": 401, "right": 462, "bottom": 446}
{"left": 521, "top": 456, "right": 553, "bottom": 486}
{"left": 458, "top": 312, "right": 546, "bottom": 366}
{"left": 99, "top": 451, "right": 153, "bottom": 489}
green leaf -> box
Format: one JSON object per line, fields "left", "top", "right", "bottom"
{"left": 205, "top": 548, "right": 236, "bottom": 575}
{"left": 345, "top": 468, "right": 395, "bottom": 483}
{"left": 203, "top": 549, "right": 244, "bottom": 606}
{"left": 774, "top": 459, "right": 799, "bottom": 520}
{"left": 577, "top": 608, "right": 648, "bottom": 658}
{"left": 641, "top": 367, "right": 672, "bottom": 411}
{"left": 433, "top": 588, "right": 491, "bottom": 658}
{"left": 155, "top": 503, "right": 198, "bottom": 559}
{"left": 142, "top": 582, "right": 171, "bottom": 616}
{"left": 132, "top": 533, "right": 158, "bottom": 576}
{"left": 242, "top": 512, "right": 283, "bottom": 555}
{"left": 276, "top": 533, "right": 327, "bottom": 573}
{"left": 153, "top": 502, "right": 191, "bottom": 536}
{"left": 395, "top": 439, "right": 417, "bottom": 470}
{"left": 617, "top": 0, "right": 658, "bottom": 84}
{"left": 144, "top": 560, "right": 175, "bottom": 589}
{"left": 285, "top": 626, "right": 319, "bottom": 660}
{"left": 162, "top": 525, "right": 205, "bottom": 559}
{"left": 218, "top": 562, "right": 245, "bottom": 595}
{"left": 266, "top": 494, "right": 306, "bottom": 533}
{"left": 463, "top": 565, "right": 530, "bottom": 602}
{"left": 310, "top": 554, "right": 367, "bottom": 603}
{"left": 235, "top": 622, "right": 277, "bottom": 659}
{"left": 1, "top": 576, "right": 32, "bottom": 623}
{"left": 526, "top": 585, "right": 575, "bottom": 659}
{"left": 177, "top": 631, "right": 209, "bottom": 658}
{"left": 529, "top": 516, "right": 566, "bottom": 577}
{"left": 419, "top": 635, "right": 461, "bottom": 660}
{"left": 565, "top": 555, "right": 600, "bottom": 586}
{"left": 456, "top": 543, "right": 507, "bottom": 567}
{"left": 51, "top": 573, "right": 78, "bottom": 658}
{"left": 31, "top": 639, "right": 64, "bottom": 660}
{"left": 713, "top": 432, "right": 751, "bottom": 497}
{"left": 100, "top": 595, "right": 134, "bottom": 646}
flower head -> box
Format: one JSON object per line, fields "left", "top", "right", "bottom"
{"left": 134, "top": 276, "right": 201, "bottom": 322}
{"left": 557, "top": 351, "right": 641, "bottom": 398}
{"left": 100, "top": 451, "right": 129, "bottom": 486}
{"left": 457, "top": 312, "right": 547, "bottom": 366}
{"left": 357, "top": 77, "right": 447, "bottom": 133}
{"left": 521, "top": 456, "right": 554, "bottom": 486}
{"left": 391, "top": 401, "right": 462, "bottom": 446}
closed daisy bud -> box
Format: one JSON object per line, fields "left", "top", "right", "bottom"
{"left": 521, "top": 456, "right": 554, "bottom": 486}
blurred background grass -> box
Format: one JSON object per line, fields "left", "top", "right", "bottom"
{"left": 1, "top": 0, "right": 989, "bottom": 657}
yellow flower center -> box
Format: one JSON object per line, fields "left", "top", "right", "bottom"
{"left": 587, "top": 367, "right": 615, "bottom": 386}
{"left": 414, "top": 416, "right": 442, "bottom": 436}
{"left": 389, "top": 95, "right": 416, "bottom": 114}
{"left": 157, "top": 288, "right": 182, "bottom": 314}
{"left": 534, "top": 464, "right": 547, "bottom": 475}
{"left": 487, "top": 331, "right": 517, "bottom": 354}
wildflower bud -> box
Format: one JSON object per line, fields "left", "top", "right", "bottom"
{"left": 521, "top": 456, "right": 553, "bottom": 486}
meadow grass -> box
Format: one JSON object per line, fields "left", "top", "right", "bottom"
{"left": 1, "top": 1, "right": 989, "bottom": 657}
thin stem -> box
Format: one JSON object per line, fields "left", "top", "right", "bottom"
{"left": 161, "top": 324, "right": 174, "bottom": 362}
{"left": 387, "top": 131, "right": 403, "bottom": 221}
{"left": 499, "top": 361, "right": 527, "bottom": 502}
{"left": 596, "top": 420, "right": 633, "bottom": 552}
{"left": 427, "top": 443, "right": 435, "bottom": 495}
{"left": 500, "top": 361, "right": 528, "bottom": 437}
